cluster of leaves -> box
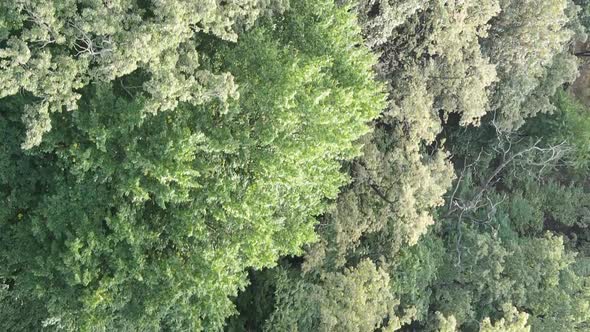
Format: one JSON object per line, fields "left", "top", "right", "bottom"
{"left": 429, "top": 94, "right": 590, "bottom": 331}
{"left": 0, "top": 0, "right": 293, "bottom": 149}
{"left": 0, "top": 0, "right": 385, "bottom": 330}
{"left": 3, "top": 0, "right": 590, "bottom": 330}
{"left": 228, "top": 0, "right": 590, "bottom": 331}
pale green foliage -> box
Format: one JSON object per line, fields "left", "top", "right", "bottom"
{"left": 0, "top": 0, "right": 385, "bottom": 329}
{"left": 369, "top": 0, "right": 582, "bottom": 131}
{"left": 303, "top": 131, "right": 453, "bottom": 275}
{"left": 431, "top": 223, "right": 590, "bottom": 330}
{"left": 247, "top": 0, "right": 590, "bottom": 330}
{"left": 378, "top": 0, "right": 499, "bottom": 129}
{"left": 384, "top": 67, "right": 441, "bottom": 142}
{"left": 431, "top": 312, "right": 458, "bottom": 332}
{"left": 518, "top": 52, "right": 580, "bottom": 127}
{"left": 0, "top": 0, "right": 286, "bottom": 149}
{"left": 266, "top": 260, "right": 397, "bottom": 332}
{"left": 427, "top": 0, "right": 500, "bottom": 124}
{"left": 356, "top": 0, "right": 428, "bottom": 47}
{"left": 343, "top": 0, "right": 501, "bottom": 258}
{"left": 359, "top": 133, "right": 453, "bottom": 247}
{"left": 485, "top": 0, "right": 581, "bottom": 129}
{"left": 479, "top": 305, "right": 530, "bottom": 332}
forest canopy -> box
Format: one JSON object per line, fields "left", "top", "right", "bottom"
{"left": 1, "top": 0, "right": 590, "bottom": 331}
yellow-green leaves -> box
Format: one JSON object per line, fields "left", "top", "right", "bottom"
{"left": 0, "top": 0, "right": 282, "bottom": 149}
{"left": 479, "top": 305, "right": 530, "bottom": 332}
{"left": 0, "top": 0, "right": 386, "bottom": 330}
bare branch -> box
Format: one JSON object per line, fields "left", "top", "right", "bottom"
{"left": 69, "top": 21, "right": 113, "bottom": 58}
{"left": 22, "top": 5, "right": 59, "bottom": 47}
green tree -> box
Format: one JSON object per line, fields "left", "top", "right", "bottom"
{"left": 0, "top": 0, "right": 287, "bottom": 149}
{"left": 231, "top": 0, "right": 590, "bottom": 330}
{"left": 430, "top": 93, "right": 590, "bottom": 330}
{"left": 479, "top": 305, "right": 530, "bottom": 332}
{"left": 0, "top": 0, "right": 385, "bottom": 330}
{"left": 265, "top": 260, "right": 396, "bottom": 332}
{"left": 484, "top": 0, "right": 584, "bottom": 129}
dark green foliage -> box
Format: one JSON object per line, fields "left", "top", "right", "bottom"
{"left": 230, "top": 1, "right": 590, "bottom": 331}
{"left": 524, "top": 90, "right": 590, "bottom": 171}
{"left": 0, "top": 0, "right": 384, "bottom": 330}
{"left": 3, "top": 0, "right": 590, "bottom": 331}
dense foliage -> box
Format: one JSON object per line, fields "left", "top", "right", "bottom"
{"left": 228, "top": 0, "right": 590, "bottom": 331}
{"left": 2, "top": 0, "right": 590, "bottom": 331}
{"left": 0, "top": 1, "right": 384, "bottom": 330}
